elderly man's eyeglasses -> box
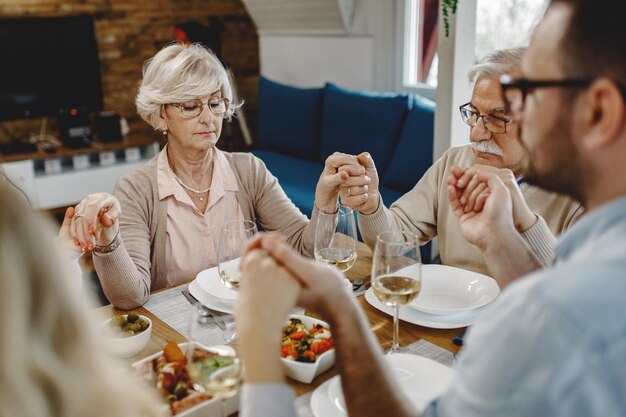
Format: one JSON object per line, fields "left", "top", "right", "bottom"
{"left": 169, "top": 97, "right": 230, "bottom": 118}
{"left": 499, "top": 75, "right": 592, "bottom": 114}
{"left": 459, "top": 103, "right": 512, "bottom": 134}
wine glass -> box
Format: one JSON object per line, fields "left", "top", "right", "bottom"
{"left": 217, "top": 220, "right": 257, "bottom": 290}
{"left": 188, "top": 305, "right": 243, "bottom": 417}
{"left": 314, "top": 204, "right": 358, "bottom": 273}
{"left": 371, "top": 231, "right": 421, "bottom": 353}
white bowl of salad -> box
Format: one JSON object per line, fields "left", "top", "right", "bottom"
{"left": 280, "top": 314, "right": 335, "bottom": 384}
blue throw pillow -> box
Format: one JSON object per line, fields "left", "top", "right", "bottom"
{"left": 319, "top": 83, "right": 408, "bottom": 176}
{"left": 257, "top": 76, "right": 323, "bottom": 160}
{"left": 382, "top": 95, "right": 435, "bottom": 192}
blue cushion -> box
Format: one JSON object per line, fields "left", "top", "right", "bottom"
{"left": 382, "top": 95, "right": 435, "bottom": 192}
{"left": 257, "top": 76, "right": 323, "bottom": 160}
{"left": 252, "top": 150, "right": 322, "bottom": 217}
{"left": 319, "top": 83, "right": 408, "bottom": 176}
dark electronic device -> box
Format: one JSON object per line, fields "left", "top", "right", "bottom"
{"left": 58, "top": 107, "right": 92, "bottom": 149}
{"left": 95, "top": 111, "right": 123, "bottom": 142}
{"left": 0, "top": 15, "right": 103, "bottom": 121}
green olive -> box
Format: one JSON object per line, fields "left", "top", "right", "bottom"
{"left": 112, "top": 315, "right": 127, "bottom": 327}
{"left": 127, "top": 312, "right": 139, "bottom": 323}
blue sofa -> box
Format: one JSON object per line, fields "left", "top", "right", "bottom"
{"left": 251, "top": 76, "right": 436, "bottom": 258}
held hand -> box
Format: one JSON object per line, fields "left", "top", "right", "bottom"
{"left": 315, "top": 152, "right": 365, "bottom": 212}
{"left": 447, "top": 171, "right": 517, "bottom": 252}
{"left": 339, "top": 152, "right": 380, "bottom": 215}
{"left": 58, "top": 206, "right": 84, "bottom": 254}
{"left": 237, "top": 243, "right": 301, "bottom": 383}
{"left": 454, "top": 165, "right": 537, "bottom": 232}
{"left": 238, "top": 247, "right": 301, "bottom": 331}
{"left": 251, "top": 233, "right": 352, "bottom": 321}
{"left": 70, "top": 192, "right": 121, "bottom": 251}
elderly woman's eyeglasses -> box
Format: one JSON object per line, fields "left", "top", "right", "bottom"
{"left": 459, "top": 103, "right": 512, "bottom": 134}
{"left": 169, "top": 97, "right": 230, "bottom": 118}
{"left": 499, "top": 74, "right": 592, "bottom": 114}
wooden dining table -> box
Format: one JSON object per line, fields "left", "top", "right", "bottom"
{"left": 98, "top": 241, "right": 464, "bottom": 398}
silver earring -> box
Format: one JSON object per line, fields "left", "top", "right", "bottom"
{"left": 162, "top": 130, "right": 167, "bottom": 136}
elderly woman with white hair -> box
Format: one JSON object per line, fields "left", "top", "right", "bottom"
{"left": 64, "top": 43, "right": 361, "bottom": 309}
{"left": 338, "top": 47, "right": 584, "bottom": 286}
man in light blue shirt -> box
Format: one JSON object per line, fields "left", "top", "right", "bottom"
{"left": 235, "top": 0, "right": 626, "bottom": 416}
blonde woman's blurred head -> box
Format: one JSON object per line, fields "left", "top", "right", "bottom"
{"left": 0, "top": 184, "right": 166, "bottom": 417}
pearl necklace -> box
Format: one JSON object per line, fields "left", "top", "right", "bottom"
{"left": 172, "top": 172, "right": 211, "bottom": 201}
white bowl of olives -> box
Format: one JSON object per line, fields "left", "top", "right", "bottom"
{"left": 101, "top": 312, "right": 152, "bottom": 358}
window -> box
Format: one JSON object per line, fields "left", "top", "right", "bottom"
{"left": 475, "top": 0, "right": 548, "bottom": 60}
{"left": 403, "top": 0, "right": 439, "bottom": 88}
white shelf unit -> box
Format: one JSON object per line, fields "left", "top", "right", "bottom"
{"left": 1, "top": 142, "right": 160, "bottom": 210}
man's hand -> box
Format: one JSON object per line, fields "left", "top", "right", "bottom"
{"left": 453, "top": 165, "right": 537, "bottom": 232}
{"left": 447, "top": 169, "right": 516, "bottom": 252}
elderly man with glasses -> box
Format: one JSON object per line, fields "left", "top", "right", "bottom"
{"left": 342, "top": 47, "right": 583, "bottom": 284}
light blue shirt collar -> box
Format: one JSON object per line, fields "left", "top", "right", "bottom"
{"left": 555, "top": 195, "right": 626, "bottom": 261}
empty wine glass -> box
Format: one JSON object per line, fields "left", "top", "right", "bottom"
{"left": 371, "top": 231, "right": 421, "bottom": 353}
{"left": 217, "top": 220, "right": 257, "bottom": 290}
{"left": 188, "top": 305, "right": 243, "bottom": 417}
{"left": 314, "top": 204, "right": 358, "bottom": 272}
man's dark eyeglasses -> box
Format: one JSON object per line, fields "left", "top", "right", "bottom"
{"left": 459, "top": 103, "right": 512, "bottom": 134}
{"left": 500, "top": 75, "right": 594, "bottom": 113}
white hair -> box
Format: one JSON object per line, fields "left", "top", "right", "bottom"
{"left": 136, "top": 42, "right": 242, "bottom": 128}
{"left": 0, "top": 185, "right": 167, "bottom": 417}
{"left": 468, "top": 47, "right": 526, "bottom": 83}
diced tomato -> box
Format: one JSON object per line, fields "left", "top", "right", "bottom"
{"left": 302, "top": 350, "right": 316, "bottom": 361}
{"left": 311, "top": 339, "right": 333, "bottom": 355}
{"left": 289, "top": 331, "right": 306, "bottom": 340}
{"left": 281, "top": 345, "right": 298, "bottom": 358}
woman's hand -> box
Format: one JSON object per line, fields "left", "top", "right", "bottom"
{"left": 339, "top": 152, "right": 380, "bottom": 215}
{"left": 69, "top": 192, "right": 121, "bottom": 251}
{"left": 237, "top": 234, "right": 301, "bottom": 383}
{"left": 452, "top": 165, "right": 537, "bottom": 232}
{"left": 315, "top": 152, "right": 367, "bottom": 212}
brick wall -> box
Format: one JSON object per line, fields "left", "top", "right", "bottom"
{"left": 0, "top": 0, "right": 259, "bottom": 149}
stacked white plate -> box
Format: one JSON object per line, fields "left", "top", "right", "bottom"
{"left": 189, "top": 266, "right": 238, "bottom": 314}
{"left": 365, "top": 264, "right": 500, "bottom": 329}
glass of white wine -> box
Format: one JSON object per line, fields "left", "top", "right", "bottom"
{"left": 314, "top": 204, "right": 358, "bottom": 272}
{"left": 371, "top": 231, "right": 421, "bottom": 353}
{"left": 188, "top": 305, "right": 243, "bottom": 417}
{"left": 217, "top": 220, "right": 257, "bottom": 290}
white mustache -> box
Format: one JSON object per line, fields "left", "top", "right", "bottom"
{"left": 471, "top": 140, "right": 503, "bottom": 156}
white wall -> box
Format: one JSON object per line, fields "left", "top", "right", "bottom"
{"left": 258, "top": 0, "right": 397, "bottom": 91}
{"left": 259, "top": 36, "right": 374, "bottom": 90}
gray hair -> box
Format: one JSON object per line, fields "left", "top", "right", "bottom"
{"left": 136, "top": 42, "right": 242, "bottom": 128}
{"left": 468, "top": 47, "right": 526, "bottom": 83}
{"left": 0, "top": 184, "right": 167, "bottom": 417}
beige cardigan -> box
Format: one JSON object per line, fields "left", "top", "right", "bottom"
{"left": 94, "top": 151, "right": 319, "bottom": 309}
{"left": 359, "top": 145, "right": 584, "bottom": 277}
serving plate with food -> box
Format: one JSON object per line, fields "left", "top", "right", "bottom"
{"left": 132, "top": 341, "right": 239, "bottom": 417}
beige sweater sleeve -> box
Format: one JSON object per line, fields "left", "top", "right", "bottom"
{"left": 93, "top": 171, "right": 153, "bottom": 310}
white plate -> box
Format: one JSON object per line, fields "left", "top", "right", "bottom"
{"left": 411, "top": 265, "right": 500, "bottom": 315}
{"left": 365, "top": 288, "right": 488, "bottom": 329}
{"left": 189, "top": 280, "right": 235, "bottom": 314}
{"left": 196, "top": 265, "right": 239, "bottom": 301}
{"left": 132, "top": 342, "right": 239, "bottom": 417}
{"left": 310, "top": 353, "right": 454, "bottom": 417}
